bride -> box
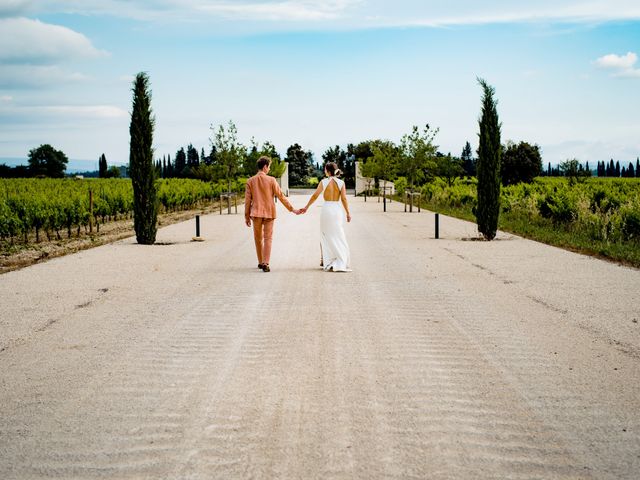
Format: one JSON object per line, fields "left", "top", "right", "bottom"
{"left": 301, "top": 162, "right": 352, "bottom": 272}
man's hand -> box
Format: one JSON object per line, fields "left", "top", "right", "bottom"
{"left": 245, "top": 217, "right": 251, "bottom": 227}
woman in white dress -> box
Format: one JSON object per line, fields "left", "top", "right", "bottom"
{"left": 301, "top": 162, "right": 352, "bottom": 272}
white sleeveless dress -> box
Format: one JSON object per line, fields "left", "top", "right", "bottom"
{"left": 320, "top": 177, "right": 351, "bottom": 272}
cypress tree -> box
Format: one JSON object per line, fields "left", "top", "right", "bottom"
{"left": 615, "top": 161, "right": 620, "bottom": 177}
{"left": 475, "top": 78, "right": 502, "bottom": 241}
{"left": 99, "top": 153, "right": 108, "bottom": 177}
{"left": 129, "top": 72, "right": 158, "bottom": 245}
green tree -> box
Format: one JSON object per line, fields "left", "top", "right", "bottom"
{"left": 186, "top": 144, "right": 200, "bottom": 169}
{"left": 461, "top": 141, "right": 475, "bottom": 176}
{"left": 399, "top": 124, "right": 438, "bottom": 189}
{"left": 501, "top": 141, "right": 542, "bottom": 185}
{"left": 261, "top": 141, "right": 286, "bottom": 179}
{"left": 476, "top": 78, "right": 502, "bottom": 241}
{"left": 129, "top": 72, "right": 158, "bottom": 245}
{"left": 99, "top": 153, "right": 108, "bottom": 178}
{"left": 105, "top": 165, "right": 121, "bottom": 178}
{"left": 210, "top": 120, "right": 246, "bottom": 193}
{"left": 559, "top": 158, "right": 590, "bottom": 185}
{"left": 174, "top": 147, "right": 187, "bottom": 177}
{"left": 367, "top": 139, "right": 401, "bottom": 194}
{"left": 435, "top": 153, "right": 464, "bottom": 187}
{"left": 286, "top": 143, "right": 312, "bottom": 186}
{"left": 28, "top": 144, "right": 68, "bottom": 178}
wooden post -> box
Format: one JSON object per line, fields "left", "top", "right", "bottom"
{"left": 89, "top": 189, "right": 93, "bottom": 233}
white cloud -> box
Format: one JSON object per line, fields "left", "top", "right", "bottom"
{"left": 0, "top": 0, "right": 33, "bottom": 18}
{"left": 0, "top": 95, "right": 13, "bottom": 102}
{"left": 594, "top": 52, "right": 640, "bottom": 79}
{"left": 0, "top": 17, "right": 107, "bottom": 63}
{"left": 0, "top": 103, "right": 128, "bottom": 120}
{"left": 0, "top": 64, "right": 89, "bottom": 88}
{"left": 595, "top": 52, "right": 637, "bottom": 69}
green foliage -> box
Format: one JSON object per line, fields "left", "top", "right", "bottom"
{"left": 501, "top": 141, "right": 542, "bottom": 185}
{"left": 0, "top": 178, "right": 231, "bottom": 243}
{"left": 210, "top": 120, "right": 246, "bottom": 190}
{"left": 399, "top": 125, "right": 438, "bottom": 188}
{"left": 476, "top": 78, "right": 502, "bottom": 240}
{"left": 435, "top": 154, "right": 464, "bottom": 187}
{"left": 416, "top": 177, "right": 640, "bottom": 265}
{"left": 394, "top": 177, "right": 407, "bottom": 196}
{"left": 285, "top": 143, "right": 313, "bottom": 186}
{"left": 461, "top": 141, "right": 476, "bottom": 176}
{"left": 129, "top": 72, "right": 158, "bottom": 245}
{"left": 99, "top": 154, "right": 108, "bottom": 178}
{"left": 560, "top": 158, "right": 591, "bottom": 185}
{"left": 28, "top": 144, "right": 69, "bottom": 178}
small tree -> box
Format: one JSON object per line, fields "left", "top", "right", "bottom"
{"left": 210, "top": 120, "right": 245, "bottom": 193}
{"left": 461, "top": 141, "right": 475, "bottom": 176}
{"left": 285, "top": 143, "right": 312, "bottom": 186}
{"left": 368, "top": 139, "right": 400, "bottom": 195}
{"left": 129, "top": 72, "right": 158, "bottom": 245}
{"left": 501, "top": 141, "right": 542, "bottom": 185}
{"left": 476, "top": 78, "right": 502, "bottom": 240}
{"left": 28, "top": 144, "right": 68, "bottom": 178}
{"left": 99, "top": 153, "right": 108, "bottom": 178}
{"left": 400, "top": 124, "right": 438, "bottom": 190}
{"left": 435, "top": 153, "right": 465, "bottom": 187}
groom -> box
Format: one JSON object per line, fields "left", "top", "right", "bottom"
{"left": 245, "top": 156, "right": 300, "bottom": 272}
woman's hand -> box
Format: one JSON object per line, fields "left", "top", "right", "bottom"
{"left": 346, "top": 213, "right": 351, "bottom": 223}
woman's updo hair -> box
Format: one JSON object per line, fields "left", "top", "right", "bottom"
{"left": 324, "top": 162, "right": 342, "bottom": 177}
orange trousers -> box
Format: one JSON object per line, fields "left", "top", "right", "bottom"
{"left": 252, "top": 217, "right": 274, "bottom": 265}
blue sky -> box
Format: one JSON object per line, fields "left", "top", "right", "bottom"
{"left": 0, "top": 1, "right": 639, "bottom": 170}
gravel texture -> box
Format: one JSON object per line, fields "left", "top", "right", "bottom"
{"left": 1, "top": 192, "right": 639, "bottom": 479}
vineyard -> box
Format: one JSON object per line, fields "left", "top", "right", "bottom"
{"left": 417, "top": 177, "right": 640, "bottom": 266}
{"left": 0, "top": 178, "right": 246, "bottom": 244}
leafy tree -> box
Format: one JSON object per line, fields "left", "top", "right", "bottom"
{"left": 210, "top": 120, "right": 246, "bottom": 192}
{"left": 129, "top": 72, "right": 158, "bottom": 245}
{"left": 286, "top": 143, "right": 313, "bottom": 186}
{"left": 475, "top": 78, "right": 502, "bottom": 241}
{"left": 261, "top": 141, "right": 286, "bottom": 178}
{"left": 435, "top": 153, "right": 465, "bottom": 187}
{"left": 99, "top": 153, "right": 108, "bottom": 178}
{"left": 461, "top": 141, "right": 476, "bottom": 176}
{"left": 174, "top": 147, "right": 186, "bottom": 177}
{"left": 399, "top": 124, "right": 438, "bottom": 189}
{"left": 500, "top": 141, "right": 542, "bottom": 185}
{"left": 105, "top": 165, "right": 121, "bottom": 178}
{"left": 28, "top": 144, "right": 68, "bottom": 178}
{"left": 559, "top": 158, "right": 590, "bottom": 185}
{"left": 636, "top": 158, "right": 640, "bottom": 178}
{"left": 366, "top": 139, "right": 401, "bottom": 194}
{"left": 186, "top": 144, "right": 200, "bottom": 169}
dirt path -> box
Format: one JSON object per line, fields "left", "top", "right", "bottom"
{"left": 1, "top": 194, "right": 639, "bottom": 479}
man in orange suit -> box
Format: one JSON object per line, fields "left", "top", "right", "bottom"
{"left": 244, "top": 156, "right": 300, "bottom": 272}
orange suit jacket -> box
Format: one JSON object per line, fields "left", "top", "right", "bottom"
{"left": 244, "top": 171, "right": 293, "bottom": 220}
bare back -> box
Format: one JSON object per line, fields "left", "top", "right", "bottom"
{"left": 323, "top": 177, "right": 342, "bottom": 201}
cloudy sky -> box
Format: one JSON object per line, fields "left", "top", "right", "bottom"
{"left": 1, "top": 1, "right": 639, "bottom": 169}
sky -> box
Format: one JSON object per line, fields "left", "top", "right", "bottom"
{"left": 0, "top": 0, "right": 639, "bottom": 170}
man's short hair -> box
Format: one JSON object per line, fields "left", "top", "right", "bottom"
{"left": 257, "top": 156, "right": 271, "bottom": 170}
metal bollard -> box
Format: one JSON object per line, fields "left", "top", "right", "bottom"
{"left": 435, "top": 213, "right": 439, "bottom": 239}
{"left": 192, "top": 215, "right": 204, "bottom": 242}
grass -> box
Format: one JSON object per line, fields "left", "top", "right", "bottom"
{"left": 409, "top": 196, "right": 640, "bottom": 269}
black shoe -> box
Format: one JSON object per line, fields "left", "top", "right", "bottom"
{"left": 258, "top": 263, "right": 265, "bottom": 269}
{"left": 261, "top": 264, "right": 270, "bottom": 272}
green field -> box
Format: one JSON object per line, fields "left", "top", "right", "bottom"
{"left": 412, "top": 177, "right": 640, "bottom": 267}
{"left": 0, "top": 178, "right": 245, "bottom": 244}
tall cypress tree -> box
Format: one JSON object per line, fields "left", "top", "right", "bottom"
{"left": 99, "top": 153, "right": 108, "bottom": 177}
{"left": 129, "top": 72, "right": 157, "bottom": 245}
{"left": 476, "top": 78, "right": 502, "bottom": 240}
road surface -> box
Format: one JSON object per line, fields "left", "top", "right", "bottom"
{"left": 1, "top": 193, "right": 639, "bottom": 479}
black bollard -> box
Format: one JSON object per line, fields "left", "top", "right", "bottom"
{"left": 383, "top": 192, "right": 387, "bottom": 212}
{"left": 196, "top": 215, "right": 200, "bottom": 237}
{"left": 435, "top": 213, "right": 439, "bottom": 239}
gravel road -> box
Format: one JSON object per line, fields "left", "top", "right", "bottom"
{"left": 1, "top": 193, "right": 639, "bottom": 479}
